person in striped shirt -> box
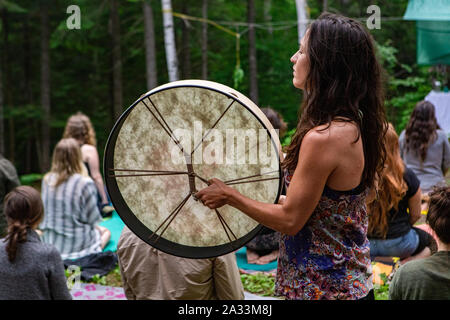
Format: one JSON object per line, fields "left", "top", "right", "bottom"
{"left": 39, "top": 138, "right": 110, "bottom": 260}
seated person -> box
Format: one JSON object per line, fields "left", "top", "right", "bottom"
{"left": 117, "top": 226, "right": 244, "bottom": 300}
{"left": 63, "top": 112, "right": 114, "bottom": 216}
{"left": 389, "top": 185, "right": 450, "bottom": 300}
{"left": 0, "top": 153, "right": 21, "bottom": 237}
{"left": 246, "top": 107, "right": 286, "bottom": 264}
{"left": 399, "top": 101, "right": 450, "bottom": 195}
{"left": 39, "top": 138, "right": 110, "bottom": 260}
{"left": 367, "top": 124, "right": 435, "bottom": 262}
{"left": 0, "top": 186, "right": 72, "bottom": 300}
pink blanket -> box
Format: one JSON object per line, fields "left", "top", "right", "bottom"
{"left": 70, "top": 283, "right": 127, "bottom": 300}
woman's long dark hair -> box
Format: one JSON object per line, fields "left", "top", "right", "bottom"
{"left": 404, "top": 101, "right": 438, "bottom": 162}
{"left": 282, "top": 13, "right": 387, "bottom": 190}
{"left": 4, "top": 186, "right": 44, "bottom": 262}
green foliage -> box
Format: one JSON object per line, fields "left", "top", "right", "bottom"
{"left": 377, "top": 40, "right": 432, "bottom": 133}
{"left": 0, "top": 0, "right": 27, "bottom": 13}
{"left": 0, "top": 0, "right": 430, "bottom": 175}
{"left": 19, "top": 173, "right": 43, "bottom": 186}
{"left": 281, "top": 128, "right": 296, "bottom": 147}
{"left": 90, "top": 274, "right": 108, "bottom": 286}
{"left": 233, "top": 66, "right": 244, "bottom": 90}
{"left": 240, "top": 273, "right": 275, "bottom": 297}
{"left": 374, "top": 273, "right": 390, "bottom": 300}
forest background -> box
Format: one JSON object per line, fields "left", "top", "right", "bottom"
{"left": 0, "top": 0, "right": 443, "bottom": 178}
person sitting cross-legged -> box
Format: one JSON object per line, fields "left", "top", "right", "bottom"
{"left": 39, "top": 138, "right": 110, "bottom": 260}
{"left": 0, "top": 186, "right": 72, "bottom": 300}
{"left": 367, "top": 124, "right": 435, "bottom": 263}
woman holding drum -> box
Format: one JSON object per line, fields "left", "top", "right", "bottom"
{"left": 196, "top": 13, "right": 388, "bottom": 300}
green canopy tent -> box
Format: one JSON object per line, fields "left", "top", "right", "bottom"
{"left": 403, "top": 0, "right": 450, "bottom": 65}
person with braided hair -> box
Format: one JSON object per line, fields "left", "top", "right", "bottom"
{"left": 0, "top": 186, "right": 72, "bottom": 300}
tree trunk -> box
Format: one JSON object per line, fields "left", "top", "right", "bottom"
{"left": 23, "top": 18, "right": 33, "bottom": 172}
{"left": 247, "top": 0, "right": 259, "bottom": 105}
{"left": 264, "top": 0, "right": 273, "bottom": 34}
{"left": 143, "top": 0, "right": 158, "bottom": 90}
{"left": 295, "top": 0, "right": 309, "bottom": 46}
{"left": 323, "top": 0, "right": 328, "bottom": 12}
{"left": 0, "top": 10, "right": 5, "bottom": 156}
{"left": 161, "top": 0, "right": 179, "bottom": 82}
{"left": 40, "top": 3, "right": 51, "bottom": 172}
{"left": 0, "top": 44, "right": 4, "bottom": 156}
{"left": 110, "top": 0, "right": 123, "bottom": 120}
{"left": 201, "top": 0, "right": 208, "bottom": 80}
{"left": 1, "top": 9, "right": 15, "bottom": 162}
{"left": 181, "top": 1, "right": 191, "bottom": 79}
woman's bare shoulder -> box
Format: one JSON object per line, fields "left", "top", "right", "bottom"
{"left": 306, "top": 121, "right": 360, "bottom": 145}
{"left": 80, "top": 144, "right": 97, "bottom": 153}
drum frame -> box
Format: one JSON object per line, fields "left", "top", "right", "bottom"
{"left": 104, "top": 81, "right": 283, "bottom": 259}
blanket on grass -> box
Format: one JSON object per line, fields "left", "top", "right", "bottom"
{"left": 100, "top": 211, "right": 125, "bottom": 252}
{"left": 70, "top": 283, "right": 277, "bottom": 300}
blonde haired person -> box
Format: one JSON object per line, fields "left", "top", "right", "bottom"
{"left": 39, "top": 138, "right": 110, "bottom": 260}
{"left": 63, "top": 112, "right": 114, "bottom": 216}
{"left": 367, "top": 124, "right": 435, "bottom": 262}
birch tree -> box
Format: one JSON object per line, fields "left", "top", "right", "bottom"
{"left": 295, "top": 0, "right": 309, "bottom": 46}
{"left": 161, "top": 0, "right": 178, "bottom": 82}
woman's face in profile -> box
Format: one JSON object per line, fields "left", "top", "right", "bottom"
{"left": 290, "top": 33, "right": 309, "bottom": 90}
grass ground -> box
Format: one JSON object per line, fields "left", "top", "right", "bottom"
{"left": 33, "top": 170, "right": 450, "bottom": 300}
{"left": 75, "top": 263, "right": 392, "bottom": 300}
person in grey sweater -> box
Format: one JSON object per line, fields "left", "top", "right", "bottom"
{"left": 0, "top": 186, "right": 72, "bottom": 300}
{"left": 399, "top": 100, "right": 450, "bottom": 194}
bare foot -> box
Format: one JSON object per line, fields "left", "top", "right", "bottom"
{"left": 255, "top": 250, "right": 279, "bottom": 265}
{"left": 246, "top": 249, "right": 260, "bottom": 264}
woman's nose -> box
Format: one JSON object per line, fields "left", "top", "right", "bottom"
{"left": 290, "top": 52, "right": 298, "bottom": 63}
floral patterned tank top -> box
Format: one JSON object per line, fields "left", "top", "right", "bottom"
{"left": 274, "top": 171, "right": 373, "bottom": 300}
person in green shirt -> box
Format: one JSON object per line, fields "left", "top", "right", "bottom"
{"left": 0, "top": 154, "right": 20, "bottom": 237}
{"left": 389, "top": 185, "right": 450, "bottom": 300}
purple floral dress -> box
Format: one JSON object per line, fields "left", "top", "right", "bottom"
{"left": 274, "top": 171, "right": 373, "bottom": 300}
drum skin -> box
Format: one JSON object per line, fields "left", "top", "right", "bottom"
{"left": 104, "top": 80, "right": 282, "bottom": 258}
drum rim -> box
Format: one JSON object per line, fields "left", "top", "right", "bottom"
{"left": 104, "top": 81, "right": 283, "bottom": 259}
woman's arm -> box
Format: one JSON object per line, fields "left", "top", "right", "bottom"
{"left": 196, "top": 129, "right": 338, "bottom": 236}
{"left": 81, "top": 145, "right": 108, "bottom": 205}
{"left": 408, "top": 187, "right": 422, "bottom": 225}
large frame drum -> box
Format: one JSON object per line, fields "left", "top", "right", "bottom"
{"left": 104, "top": 80, "right": 282, "bottom": 258}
